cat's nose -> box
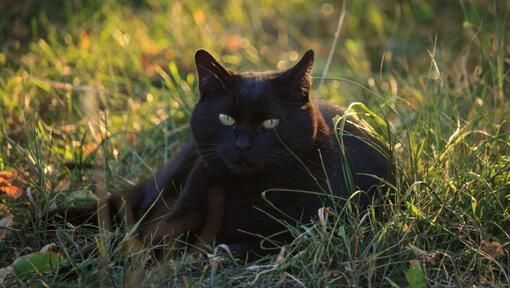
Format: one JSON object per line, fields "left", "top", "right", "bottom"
{"left": 235, "top": 134, "right": 252, "bottom": 152}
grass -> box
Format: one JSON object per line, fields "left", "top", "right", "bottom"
{"left": 0, "top": 0, "right": 509, "bottom": 286}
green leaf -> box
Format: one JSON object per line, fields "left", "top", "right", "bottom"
{"left": 12, "top": 251, "right": 62, "bottom": 277}
{"left": 385, "top": 277, "right": 402, "bottom": 288}
{"left": 347, "top": 102, "right": 387, "bottom": 128}
{"left": 31, "top": 78, "right": 52, "bottom": 92}
{"left": 463, "top": 20, "right": 474, "bottom": 29}
{"left": 409, "top": 203, "right": 426, "bottom": 220}
{"left": 470, "top": 195, "right": 478, "bottom": 216}
{"left": 405, "top": 261, "right": 426, "bottom": 288}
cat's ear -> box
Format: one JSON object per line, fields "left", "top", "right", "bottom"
{"left": 277, "top": 49, "right": 314, "bottom": 102}
{"left": 195, "top": 49, "right": 231, "bottom": 96}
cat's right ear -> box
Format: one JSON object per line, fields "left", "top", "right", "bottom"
{"left": 195, "top": 49, "right": 231, "bottom": 96}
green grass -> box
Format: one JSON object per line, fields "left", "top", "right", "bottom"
{"left": 0, "top": 0, "right": 509, "bottom": 286}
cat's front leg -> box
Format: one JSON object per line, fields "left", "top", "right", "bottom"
{"left": 188, "top": 186, "right": 225, "bottom": 254}
{"left": 140, "top": 160, "right": 222, "bottom": 249}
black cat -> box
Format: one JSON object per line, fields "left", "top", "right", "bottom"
{"left": 64, "top": 49, "right": 392, "bottom": 258}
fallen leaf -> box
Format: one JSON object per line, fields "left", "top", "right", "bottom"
{"left": 227, "top": 35, "right": 241, "bottom": 52}
{"left": 40, "top": 243, "right": 58, "bottom": 253}
{"left": 0, "top": 244, "right": 62, "bottom": 283}
{"left": 0, "top": 213, "right": 14, "bottom": 240}
{"left": 325, "top": 269, "right": 342, "bottom": 279}
{"left": 406, "top": 260, "right": 426, "bottom": 288}
{"left": 0, "top": 171, "right": 24, "bottom": 199}
{"left": 193, "top": 10, "right": 205, "bottom": 24}
{"left": 481, "top": 240, "right": 505, "bottom": 259}
{"left": 80, "top": 29, "right": 90, "bottom": 50}
{"left": 407, "top": 244, "right": 439, "bottom": 263}
{"left": 318, "top": 207, "right": 333, "bottom": 234}
{"left": 55, "top": 178, "right": 71, "bottom": 192}
{"left": 275, "top": 246, "right": 286, "bottom": 264}
{"left": 0, "top": 266, "right": 14, "bottom": 283}
{"left": 407, "top": 244, "right": 427, "bottom": 257}
{"left": 207, "top": 254, "right": 223, "bottom": 271}
{"left": 12, "top": 250, "right": 62, "bottom": 277}
{"left": 82, "top": 143, "right": 99, "bottom": 156}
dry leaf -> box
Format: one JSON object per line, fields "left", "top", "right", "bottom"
{"left": 0, "top": 214, "right": 14, "bottom": 240}
{"left": 481, "top": 240, "right": 505, "bottom": 259}
{"left": 80, "top": 29, "right": 90, "bottom": 50}
{"left": 407, "top": 244, "right": 439, "bottom": 263}
{"left": 40, "top": 243, "right": 58, "bottom": 253}
{"left": 55, "top": 178, "right": 71, "bottom": 192}
{"left": 207, "top": 254, "right": 223, "bottom": 271}
{"left": 407, "top": 244, "right": 428, "bottom": 257}
{"left": 193, "top": 10, "right": 205, "bottom": 24}
{"left": 0, "top": 171, "right": 24, "bottom": 199}
{"left": 227, "top": 35, "right": 241, "bottom": 52}
{"left": 318, "top": 207, "right": 332, "bottom": 234}
{"left": 275, "top": 246, "right": 286, "bottom": 264}
{"left": 325, "top": 270, "right": 342, "bottom": 279}
{"left": 0, "top": 266, "right": 14, "bottom": 283}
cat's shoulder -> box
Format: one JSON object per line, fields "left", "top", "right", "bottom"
{"left": 313, "top": 100, "right": 373, "bottom": 137}
{"left": 314, "top": 100, "right": 345, "bottom": 125}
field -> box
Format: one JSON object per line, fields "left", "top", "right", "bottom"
{"left": 0, "top": 0, "right": 509, "bottom": 286}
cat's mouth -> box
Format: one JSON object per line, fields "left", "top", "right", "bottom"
{"left": 233, "top": 159, "right": 254, "bottom": 167}
{"left": 227, "top": 158, "right": 262, "bottom": 174}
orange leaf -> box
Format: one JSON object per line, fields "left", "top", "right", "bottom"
{"left": 193, "top": 10, "right": 205, "bottom": 24}
{"left": 0, "top": 171, "right": 24, "bottom": 199}
{"left": 481, "top": 240, "right": 506, "bottom": 259}
{"left": 80, "top": 29, "right": 90, "bottom": 50}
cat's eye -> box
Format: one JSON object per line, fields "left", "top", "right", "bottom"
{"left": 219, "top": 113, "right": 235, "bottom": 126}
{"left": 262, "top": 118, "right": 280, "bottom": 129}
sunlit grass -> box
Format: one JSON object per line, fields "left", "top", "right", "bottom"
{"left": 0, "top": 0, "right": 509, "bottom": 286}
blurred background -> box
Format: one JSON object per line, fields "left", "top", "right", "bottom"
{"left": 1, "top": 0, "right": 506, "bottom": 127}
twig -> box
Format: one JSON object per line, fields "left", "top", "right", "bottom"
{"left": 0, "top": 226, "right": 19, "bottom": 232}
{"left": 30, "top": 76, "right": 103, "bottom": 94}
{"left": 318, "top": 1, "right": 347, "bottom": 92}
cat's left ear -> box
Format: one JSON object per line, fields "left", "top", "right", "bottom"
{"left": 277, "top": 49, "right": 314, "bottom": 102}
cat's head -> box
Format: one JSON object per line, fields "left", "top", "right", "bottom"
{"left": 191, "top": 49, "right": 322, "bottom": 175}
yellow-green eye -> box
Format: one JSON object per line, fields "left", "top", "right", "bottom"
{"left": 219, "top": 113, "right": 235, "bottom": 126}
{"left": 262, "top": 118, "right": 280, "bottom": 129}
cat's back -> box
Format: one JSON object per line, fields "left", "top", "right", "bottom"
{"left": 315, "top": 100, "right": 345, "bottom": 126}
{"left": 315, "top": 100, "right": 380, "bottom": 142}
{"left": 314, "top": 100, "right": 392, "bottom": 202}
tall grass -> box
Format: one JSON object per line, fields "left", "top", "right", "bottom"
{"left": 0, "top": 0, "right": 508, "bottom": 286}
